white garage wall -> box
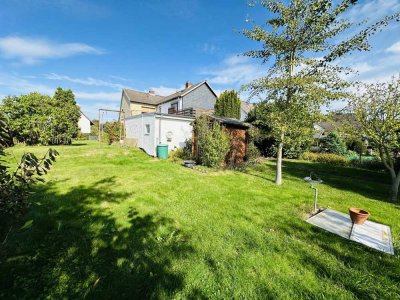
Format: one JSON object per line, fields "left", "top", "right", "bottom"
{"left": 125, "top": 114, "right": 156, "bottom": 156}
{"left": 125, "top": 113, "right": 193, "bottom": 156}
{"left": 155, "top": 115, "right": 193, "bottom": 151}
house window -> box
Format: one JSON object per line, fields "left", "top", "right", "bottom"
{"left": 145, "top": 124, "right": 150, "bottom": 135}
{"left": 170, "top": 102, "right": 178, "bottom": 111}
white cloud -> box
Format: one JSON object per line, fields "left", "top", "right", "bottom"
{"left": 74, "top": 91, "right": 121, "bottom": 102}
{"left": 0, "top": 73, "right": 120, "bottom": 103}
{"left": 201, "top": 43, "right": 218, "bottom": 54}
{"left": 201, "top": 54, "right": 264, "bottom": 86}
{"left": 345, "top": 0, "right": 400, "bottom": 23}
{"left": 0, "top": 73, "right": 55, "bottom": 95}
{"left": 149, "top": 85, "right": 183, "bottom": 96}
{"left": 0, "top": 36, "right": 103, "bottom": 64}
{"left": 386, "top": 41, "right": 400, "bottom": 54}
{"left": 45, "top": 73, "right": 124, "bottom": 90}
{"left": 78, "top": 102, "right": 120, "bottom": 120}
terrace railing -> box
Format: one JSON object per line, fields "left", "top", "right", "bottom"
{"left": 167, "top": 107, "right": 196, "bottom": 117}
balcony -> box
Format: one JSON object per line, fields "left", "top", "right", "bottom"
{"left": 167, "top": 107, "right": 196, "bottom": 117}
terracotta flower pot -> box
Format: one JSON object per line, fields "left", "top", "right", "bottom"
{"left": 349, "top": 207, "right": 370, "bottom": 225}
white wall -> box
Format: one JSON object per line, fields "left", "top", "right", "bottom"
{"left": 240, "top": 109, "right": 248, "bottom": 122}
{"left": 155, "top": 115, "right": 193, "bottom": 151}
{"left": 125, "top": 113, "right": 193, "bottom": 156}
{"left": 78, "top": 114, "right": 91, "bottom": 133}
{"left": 125, "top": 114, "right": 156, "bottom": 156}
{"left": 158, "top": 98, "right": 183, "bottom": 114}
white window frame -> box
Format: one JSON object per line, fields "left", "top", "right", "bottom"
{"left": 145, "top": 124, "right": 150, "bottom": 135}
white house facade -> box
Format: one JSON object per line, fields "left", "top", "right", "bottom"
{"left": 78, "top": 111, "right": 93, "bottom": 134}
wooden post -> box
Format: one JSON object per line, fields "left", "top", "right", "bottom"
{"left": 98, "top": 109, "right": 101, "bottom": 143}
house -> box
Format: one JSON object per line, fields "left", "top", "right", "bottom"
{"left": 123, "top": 80, "right": 217, "bottom": 156}
{"left": 78, "top": 110, "right": 93, "bottom": 134}
{"left": 119, "top": 81, "right": 217, "bottom": 119}
{"left": 240, "top": 101, "right": 254, "bottom": 121}
{"left": 120, "top": 89, "right": 164, "bottom": 118}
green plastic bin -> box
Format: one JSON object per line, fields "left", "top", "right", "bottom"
{"left": 156, "top": 144, "right": 168, "bottom": 159}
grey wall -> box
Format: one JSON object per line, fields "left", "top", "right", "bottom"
{"left": 182, "top": 84, "right": 216, "bottom": 110}
{"left": 120, "top": 92, "right": 131, "bottom": 117}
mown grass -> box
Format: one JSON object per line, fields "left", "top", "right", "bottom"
{"left": 1, "top": 141, "right": 399, "bottom": 299}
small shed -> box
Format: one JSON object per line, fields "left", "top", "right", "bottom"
{"left": 193, "top": 115, "right": 250, "bottom": 166}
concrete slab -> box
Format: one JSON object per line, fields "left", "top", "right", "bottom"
{"left": 306, "top": 209, "right": 394, "bottom": 255}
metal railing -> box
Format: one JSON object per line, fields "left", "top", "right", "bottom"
{"left": 167, "top": 107, "right": 196, "bottom": 117}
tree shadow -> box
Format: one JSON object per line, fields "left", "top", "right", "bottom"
{"left": 0, "top": 177, "right": 193, "bottom": 299}
{"left": 271, "top": 214, "right": 400, "bottom": 298}
{"left": 283, "top": 160, "right": 393, "bottom": 202}
{"left": 245, "top": 159, "right": 393, "bottom": 202}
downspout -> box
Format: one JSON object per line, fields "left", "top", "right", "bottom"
{"left": 158, "top": 114, "right": 162, "bottom": 144}
{"left": 141, "top": 113, "right": 143, "bottom": 148}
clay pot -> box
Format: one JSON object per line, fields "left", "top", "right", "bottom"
{"left": 349, "top": 208, "right": 370, "bottom": 225}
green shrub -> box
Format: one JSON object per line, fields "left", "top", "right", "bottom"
{"left": 181, "top": 138, "right": 193, "bottom": 160}
{"left": 0, "top": 112, "right": 58, "bottom": 217}
{"left": 301, "top": 152, "right": 348, "bottom": 166}
{"left": 193, "top": 116, "right": 231, "bottom": 168}
{"left": 104, "top": 121, "right": 121, "bottom": 145}
{"left": 320, "top": 131, "right": 347, "bottom": 156}
{"left": 75, "top": 133, "right": 90, "bottom": 140}
{"left": 349, "top": 157, "right": 385, "bottom": 172}
{"left": 247, "top": 141, "right": 261, "bottom": 161}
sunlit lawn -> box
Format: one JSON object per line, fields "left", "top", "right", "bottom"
{"left": 1, "top": 141, "right": 399, "bottom": 299}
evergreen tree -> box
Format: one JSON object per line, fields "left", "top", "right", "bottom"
{"left": 214, "top": 90, "right": 241, "bottom": 119}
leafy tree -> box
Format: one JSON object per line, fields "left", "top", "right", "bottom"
{"left": 246, "top": 101, "right": 312, "bottom": 158}
{"left": 0, "top": 112, "right": 58, "bottom": 217}
{"left": 51, "top": 88, "right": 81, "bottom": 145}
{"left": 242, "top": 0, "right": 399, "bottom": 185}
{"left": 349, "top": 76, "right": 400, "bottom": 202}
{"left": 214, "top": 90, "right": 241, "bottom": 119}
{"left": 320, "top": 131, "right": 347, "bottom": 156}
{"left": 0, "top": 88, "right": 80, "bottom": 145}
{"left": 1, "top": 93, "right": 53, "bottom": 145}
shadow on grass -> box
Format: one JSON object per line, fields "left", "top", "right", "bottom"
{"left": 270, "top": 214, "right": 400, "bottom": 298}
{"left": 0, "top": 177, "right": 193, "bottom": 299}
{"left": 245, "top": 159, "right": 393, "bottom": 202}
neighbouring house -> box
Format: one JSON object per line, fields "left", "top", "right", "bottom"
{"left": 240, "top": 101, "right": 254, "bottom": 121}
{"left": 78, "top": 110, "right": 93, "bottom": 134}
{"left": 192, "top": 115, "right": 250, "bottom": 165}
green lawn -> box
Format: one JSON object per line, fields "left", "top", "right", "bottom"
{"left": 1, "top": 141, "right": 399, "bottom": 299}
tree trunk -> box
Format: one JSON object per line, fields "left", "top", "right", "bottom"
{"left": 275, "top": 141, "right": 283, "bottom": 185}
{"left": 390, "top": 174, "right": 400, "bottom": 202}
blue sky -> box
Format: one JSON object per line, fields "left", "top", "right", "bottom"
{"left": 0, "top": 0, "right": 399, "bottom": 119}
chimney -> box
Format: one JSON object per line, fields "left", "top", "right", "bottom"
{"left": 149, "top": 89, "right": 155, "bottom": 95}
{"left": 185, "top": 81, "right": 193, "bottom": 89}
